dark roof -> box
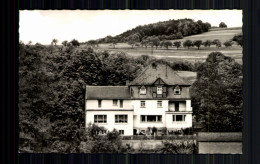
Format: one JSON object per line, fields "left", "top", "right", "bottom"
{"left": 85, "top": 86, "right": 131, "bottom": 99}
{"left": 129, "top": 63, "right": 190, "bottom": 85}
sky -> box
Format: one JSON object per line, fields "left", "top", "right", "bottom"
{"left": 19, "top": 10, "right": 242, "bottom": 45}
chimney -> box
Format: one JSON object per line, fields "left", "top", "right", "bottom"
{"left": 126, "top": 80, "right": 130, "bottom": 86}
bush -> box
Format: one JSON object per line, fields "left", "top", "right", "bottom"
{"left": 157, "top": 140, "right": 196, "bottom": 154}
{"left": 223, "top": 40, "right": 233, "bottom": 48}
{"left": 182, "top": 127, "right": 194, "bottom": 135}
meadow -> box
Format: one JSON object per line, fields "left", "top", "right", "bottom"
{"left": 94, "top": 28, "right": 243, "bottom": 64}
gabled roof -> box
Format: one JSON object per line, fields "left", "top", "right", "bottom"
{"left": 129, "top": 63, "right": 190, "bottom": 85}
{"left": 85, "top": 86, "right": 131, "bottom": 99}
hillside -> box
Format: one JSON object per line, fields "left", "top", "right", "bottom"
{"left": 95, "top": 27, "right": 243, "bottom": 64}
{"left": 173, "top": 27, "right": 242, "bottom": 43}
{"left": 96, "top": 18, "right": 211, "bottom": 43}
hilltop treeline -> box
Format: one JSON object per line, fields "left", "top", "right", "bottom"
{"left": 97, "top": 19, "right": 211, "bottom": 43}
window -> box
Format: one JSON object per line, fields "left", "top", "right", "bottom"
{"left": 120, "top": 100, "right": 123, "bottom": 108}
{"left": 140, "top": 86, "right": 146, "bottom": 95}
{"left": 173, "top": 115, "right": 186, "bottom": 122}
{"left": 141, "top": 115, "right": 162, "bottom": 122}
{"left": 119, "top": 130, "right": 124, "bottom": 135}
{"left": 94, "top": 115, "right": 107, "bottom": 123}
{"left": 98, "top": 100, "right": 102, "bottom": 108}
{"left": 140, "top": 101, "right": 146, "bottom": 108}
{"left": 174, "top": 86, "right": 181, "bottom": 95}
{"left": 157, "top": 101, "right": 162, "bottom": 108}
{"left": 115, "top": 115, "right": 128, "bottom": 123}
{"left": 113, "top": 99, "right": 118, "bottom": 106}
{"left": 157, "top": 86, "right": 163, "bottom": 94}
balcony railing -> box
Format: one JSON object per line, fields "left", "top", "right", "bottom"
{"left": 168, "top": 107, "right": 192, "bottom": 112}
{"left": 86, "top": 105, "right": 134, "bottom": 110}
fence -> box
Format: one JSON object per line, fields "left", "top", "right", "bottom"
{"left": 122, "top": 134, "right": 196, "bottom": 140}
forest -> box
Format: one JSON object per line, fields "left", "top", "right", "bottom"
{"left": 95, "top": 19, "right": 211, "bottom": 44}
{"left": 19, "top": 41, "right": 242, "bottom": 152}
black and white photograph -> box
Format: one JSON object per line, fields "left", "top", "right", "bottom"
{"left": 19, "top": 10, "right": 243, "bottom": 154}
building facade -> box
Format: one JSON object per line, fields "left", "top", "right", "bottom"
{"left": 85, "top": 63, "right": 192, "bottom": 135}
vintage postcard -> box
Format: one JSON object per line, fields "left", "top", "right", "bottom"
{"left": 19, "top": 10, "right": 242, "bottom": 154}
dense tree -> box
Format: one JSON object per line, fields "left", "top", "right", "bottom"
{"left": 161, "top": 40, "right": 173, "bottom": 49}
{"left": 202, "top": 40, "right": 212, "bottom": 48}
{"left": 191, "top": 52, "right": 242, "bottom": 132}
{"left": 52, "top": 39, "right": 58, "bottom": 46}
{"left": 62, "top": 40, "right": 68, "bottom": 47}
{"left": 127, "top": 34, "right": 140, "bottom": 48}
{"left": 148, "top": 36, "right": 160, "bottom": 49}
{"left": 212, "top": 39, "right": 222, "bottom": 48}
{"left": 176, "top": 32, "right": 183, "bottom": 39}
{"left": 97, "top": 19, "right": 211, "bottom": 44}
{"left": 232, "top": 33, "right": 243, "bottom": 47}
{"left": 219, "top": 22, "right": 227, "bottom": 28}
{"left": 223, "top": 40, "right": 233, "bottom": 48}
{"left": 70, "top": 39, "right": 80, "bottom": 47}
{"left": 141, "top": 39, "right": 149, "bottom": 48}
{"left": 193, "top": 40, "right": 203, "bottom": 49}
{"left": 183, "top": 40, "right": 193, "bottom": 49}
{"left": 173, "top": 41, "right": 181, "bottom": 49}
{"left": 27, "top": 41, "right": 32, "bottom": 45}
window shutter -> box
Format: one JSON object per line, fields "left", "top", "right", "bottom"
{"left": 163, "top": 87, "right": 166, "bottom": 92}
{"left": 152, "top": 93, "right": 157, "bottom": 98}
{"left": 152, "top": 87, "right": 157, "bottom": 92}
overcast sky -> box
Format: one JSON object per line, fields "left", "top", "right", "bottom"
{"left": 19, "top": 10, "right": 242, "bottom": 45}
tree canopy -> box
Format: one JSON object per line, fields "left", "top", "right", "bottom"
{"left": 232, "top": 33, "right": 243, "bottom": 47}
{"left": 193, "top": 40, "right": 203, "bottom": 49}
{"left": 97, "top": 18, "right": 211, "bottom": 44}
{"left": 183, "top": 40, "right": 193, "bottom": 49}
{"left": 190, "top": 52, "right": 242, "bottom": 132}
{"left": 219, "top": 22, "right": 227, "bottom": 28}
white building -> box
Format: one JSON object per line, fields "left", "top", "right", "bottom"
{"left": 85, "top": 63, "right": 193, "bottom": 135}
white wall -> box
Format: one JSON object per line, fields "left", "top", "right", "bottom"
{"left": 85, "top": 99, "right": 192, "bottom": 134}
{"left": 132, "top": 100, "right": 168, "bottom": 129}
{"left": 85, "top": 110, "right": 134, "bottom": 135}
{"left": 86, "top": 100, "right": 133, "bottom": 109}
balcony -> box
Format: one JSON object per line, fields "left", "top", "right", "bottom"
{"left": 168, "top": 107, "right": 192, "bottom": 112}
{"left": 86, "top": 105, "right": 134, "bottom": 111}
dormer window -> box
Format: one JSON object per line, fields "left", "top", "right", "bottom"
{"left": 174, "top": 85, "right": 181, "bottom": 95}
{"left": 140, "top": 86, "right": 146, "bottom": 95}
{"left": 157, "top": 86, "right": 163, "bottom": 94}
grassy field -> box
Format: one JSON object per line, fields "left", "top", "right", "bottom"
{"left": 92, "top": 28, "right": 242, "bottom": 64}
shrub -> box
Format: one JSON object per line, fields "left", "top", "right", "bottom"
{"left": 182, "top": 127, "right": 194, "bottom": 135}
{"left": 223, "top": 40, "right": 233, "bottom": 48}
{"left": 157, "top": 140, "right": 196, "bottom": 154}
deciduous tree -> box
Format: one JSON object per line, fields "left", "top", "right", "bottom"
{"left": 183, "top": 40, "right": 193, "bottom": 49}
{"left": 193, "top": 40, "right": 203, "bottom": 49}
{"left": 173, "top": 41, "right": 181, "bottom": 49}
{"left": 190, "top": 52, "right": 242, "bottom": 132}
